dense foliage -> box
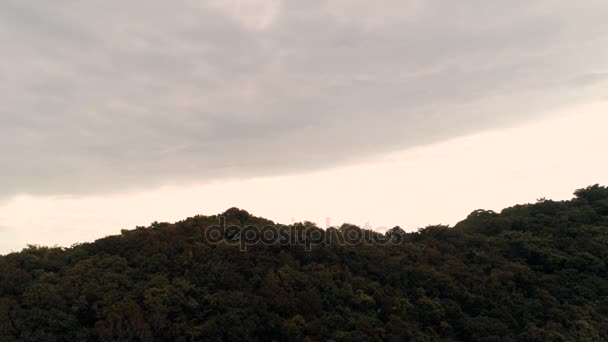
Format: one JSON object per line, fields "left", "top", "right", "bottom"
{"left": 1, "top": 185, "right": 608, "bottom": 341}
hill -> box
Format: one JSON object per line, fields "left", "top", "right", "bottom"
{"left": 1, "top": 185, "right": 608, "bottom": 341}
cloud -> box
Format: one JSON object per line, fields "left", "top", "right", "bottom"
{"left": 207, "top": 0, "right": 282, "bottom": 30}
{"left": 570, "top": 73, "right": 608, "bottom": 86}
{"left": 1, "top": 0, "right": 607, "bottom": 199}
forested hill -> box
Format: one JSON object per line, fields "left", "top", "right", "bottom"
{"left": 2, "top": 186, "right": 608, "bottom": 341}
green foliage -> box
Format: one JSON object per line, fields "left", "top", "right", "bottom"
{"left": 1, "top": 186, "right": 608, "bottom": 341}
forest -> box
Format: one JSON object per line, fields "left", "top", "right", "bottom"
{"left": 1, "top": 185, "right": 608, "bottom": 341}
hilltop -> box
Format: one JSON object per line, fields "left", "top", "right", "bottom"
{"left": 1, "top": 185, "right": 608, "bottom": 341}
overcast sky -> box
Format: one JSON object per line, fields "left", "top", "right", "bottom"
{"left": 1, "top": 1, "right": 608, "bottom": 253}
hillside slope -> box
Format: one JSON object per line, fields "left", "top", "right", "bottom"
{"left": 1, "top": 185, "right": 608, "bottom": 341}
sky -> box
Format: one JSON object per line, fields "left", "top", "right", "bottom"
{"left": 1, "top": 1, "right": 608, "bottom": 253}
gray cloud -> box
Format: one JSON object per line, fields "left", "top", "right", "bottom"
{"left": 1, "top": 0, "right": 607, "bottom": 199}
{"left": 570, "top": 73, "right": 608, "bottom": 86}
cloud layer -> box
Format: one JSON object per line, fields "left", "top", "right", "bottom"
{"left": 1, "top": 0, "right": 607, "bottom": 199}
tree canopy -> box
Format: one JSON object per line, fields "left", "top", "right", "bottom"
{"left": 1, "top": 185, "right": 608, "bottom": 341}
